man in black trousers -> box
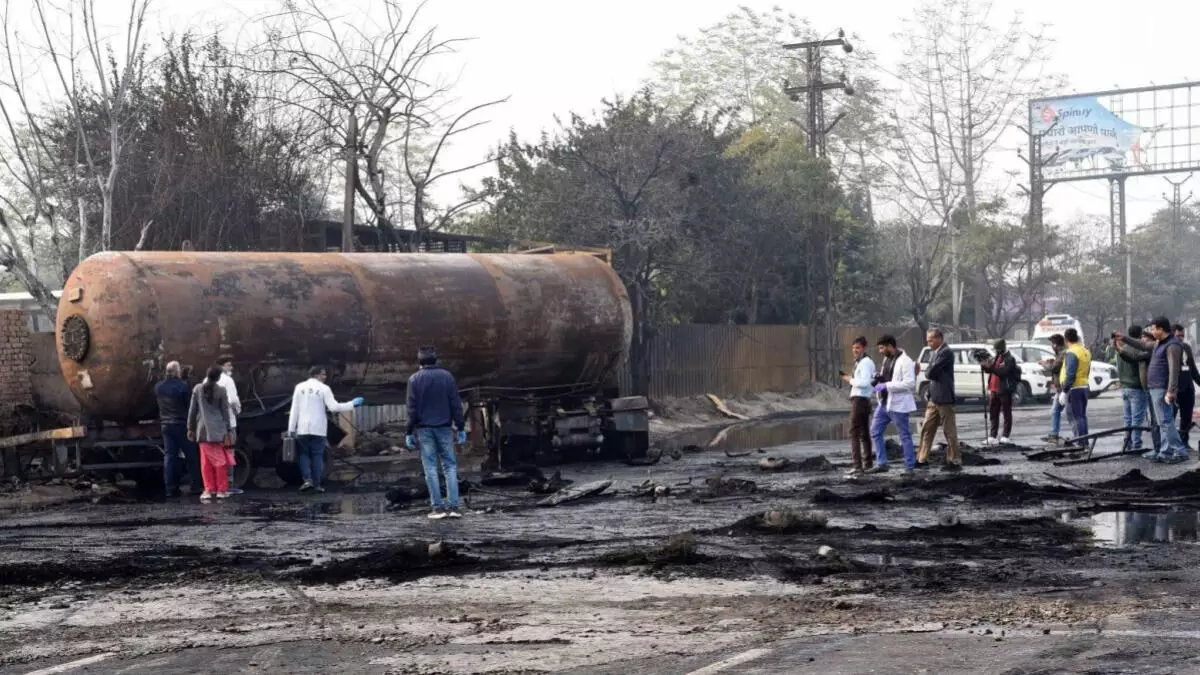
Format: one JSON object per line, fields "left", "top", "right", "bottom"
{"left": 1173, "top": 324, "right": 1200, "bottom": 450}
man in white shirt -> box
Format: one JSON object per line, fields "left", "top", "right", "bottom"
{"left": 218, "top": 358, "right": 243, "bottom": 494}
{"left": 866, "top": 334, "right": 918, "bottom": 475}
{"left": 286, "top": 366, "right": 364, "bottom": 493}
{"left": 841, "top": 335, "right": 875, "bottom": 476}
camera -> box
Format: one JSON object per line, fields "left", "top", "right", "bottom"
{"left": 970, "top": 348, "right": 991, "bottom": 363}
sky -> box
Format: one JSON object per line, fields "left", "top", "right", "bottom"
{"left": 23, "top": 0, "right": 1200, "bottom": 231}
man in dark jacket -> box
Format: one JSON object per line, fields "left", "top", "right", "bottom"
{"left": 1113, "top": 325, "right": 1150, "bottom": 452}
{"left": 916, "top": 329, "right": 960, "bottom": 471}
{"left": 981, "top": 339, "right": 1019, "bottom": 445}
{"left": 1123, "top": 317, "right": 1190, "bottom": 462}
{"left": 1172, "top": 324, "right": 1200, "bottom": 449}
{"left": 406, "top": 346, "right": 467, "bottom": 519}
{"left": 155, "top": 361, "right": 199, "bottom": 497}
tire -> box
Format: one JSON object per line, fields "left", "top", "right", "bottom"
{"left": 230, "top": 446, "right": 253, "bottom": 489}
{"left": 1012, "top": 382, "right": 1032, "bottom": 407}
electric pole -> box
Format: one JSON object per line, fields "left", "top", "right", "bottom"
{"left": 1016, "top": 120, "right": 1059, "bottom": 333}
{"left": 342, "top": 109, "right": 358, "bottom": 253}
{"left": 1163, "top": 174, "right": 1193, "bottom": 318}
{"left": 783, "top": 30, "right": 855, "bottom": 384}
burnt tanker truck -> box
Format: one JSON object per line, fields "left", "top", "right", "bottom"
{"left": 37, "top": 249, "right": 648, "bottom": 488}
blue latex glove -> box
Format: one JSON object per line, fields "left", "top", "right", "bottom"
{"left": 351, "top": 396, "right": 364, "bottom": 408}
{"left": 872, "top": 383, "right": 887, "bottom": 394}
{"left": 456, "top": 430, "right": 467, "bottom": 445}
{"left": 405, "top": 434, "right": 415, "bottom": 450}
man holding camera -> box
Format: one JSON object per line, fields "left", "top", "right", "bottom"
{"left": 866, "top": 335, "right": 917, "bottom": 474}
{"left": 916, "top": 329, "right": 960, "bottom": 471}
{"left": 980, "top": 339, "right": 1018, "bottom": 446}
{"left": 1112, "top": 325, "right": 1151, "bottom": 452}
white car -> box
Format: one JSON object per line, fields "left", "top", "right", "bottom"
{"left": 916, "top": 343, "right": 1053, "bottom": 405}
{"left": 1009, "top": 341, "right": 1116, "bottom": 399}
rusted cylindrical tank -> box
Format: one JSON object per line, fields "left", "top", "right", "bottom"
{"left": 57, "top": 252, "right": 632, "bottom": 421}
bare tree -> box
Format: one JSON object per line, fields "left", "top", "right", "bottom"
{"left": 882, "top": 0, "right": 1059, "bottom": 329}
{"left": 0, "top": 1, "right": 74, "bottom": 316}
{"left": 254, "top": 0, "right": 505, "bottom": 248}
{"left": 33, "top": 0, "right": 151, "bottom": 256}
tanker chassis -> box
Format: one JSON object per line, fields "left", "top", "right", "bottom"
{"left": 2, "top": 250, "right": 649, "bottom": 489}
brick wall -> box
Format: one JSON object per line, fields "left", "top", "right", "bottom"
{"left": 0, "top": 310, "right": 33, "bottom": 410}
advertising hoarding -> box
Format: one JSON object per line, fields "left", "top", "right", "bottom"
{"left": 1030, "top": 82, "right": 1200, "bottom": 183}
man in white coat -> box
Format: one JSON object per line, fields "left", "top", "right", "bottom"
{"left": 287, "top": 366, "right": 364, "bottom": 493}
{"left": 218, "top": 358, "right": 243, "bottom": 494}
{"left": 866, "top": 334, "right": 918, "bottom": 474}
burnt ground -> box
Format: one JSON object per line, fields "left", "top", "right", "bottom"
{"left": 4, "top": 397, "right": 1200, "bottom": 674}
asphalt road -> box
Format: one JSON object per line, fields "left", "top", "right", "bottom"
{"left": 6, "top": 393, "right": 1200, "bottom": 675}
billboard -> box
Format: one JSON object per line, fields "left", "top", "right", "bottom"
{"left": 1030, "top": 82, "right": 1200, "bottom": 183}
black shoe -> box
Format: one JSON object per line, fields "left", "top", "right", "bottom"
{"left": 915, "top": 461, "right": 929, "bottom": 470}
{"left": 940, "top": 463, "right": 963, "bottom": 473}
{"left": 863, "top": 465, "right": 890, "bottom": 475}
{"left": 164, "top": 488, "right": 181, "bottom": 498}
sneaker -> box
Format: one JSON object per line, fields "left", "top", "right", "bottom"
{"left": 901, "top": 467, "right": 915, "bottom": 477}
{"left": 226, "top": 488, "right": 244, "bottom": 495}
{"left": 985, "top": 437, "right": 999, "bottom": 447}
{"left": 846, "top": 468, "right": 864, "bottom": 478}
{"left": 200, "top": 492, "right": 214, "bottom": 501}
{"left": 299, "top": 480, "right": 314, "bottom": 493}
{"left": 863, "top": 465, "right": 890, "bottom": 475}
{"left": 941, "top": 463, "right": 963, "bottom": 473}
{"left": 216, "top": 492, "right": 230, "bottom": 499}
{"left": 428, "top": 509, "right": 448, "bottom": 520}
{"left": 1142, "top": 450, "right": 1161, "bottom": 460}
{"left": 1041, "top": 434, "right": 1060, "bottom": 443}
{"left": 1165, "top": 454, "right": 1190, "bottom": 464}
{"left": 315, "top": 486, "right": 326, "bottom": 494}
{"left": 998, "top": 437, "right": 1011, "bottom": 445}
{"left": 447, "top": 509, "right": 464, "bottom": 519}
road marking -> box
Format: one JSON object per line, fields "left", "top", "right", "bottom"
{"left": 23, "top": 653, "right": 115, "bottom": 675}
{"left": 686, "top": 648, "right": 773, "bottom": 675}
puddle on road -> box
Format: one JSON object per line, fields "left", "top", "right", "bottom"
{"left": 1088, "top": 510, "right": 1200, "bottom": 547}
{"left": 663, "top": 416, "right": 850, "bottom": 452}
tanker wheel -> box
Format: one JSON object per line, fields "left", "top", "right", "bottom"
{"left": 230, "top": 446, "right": 253, "bottom": 490}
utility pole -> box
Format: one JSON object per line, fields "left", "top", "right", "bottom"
{"left": 783, "top": 30, "right": 854, "bottom": 384}
{"left": 1163, "top": 174, "right": 1193, "bottom": 318}
{"left": 341, "top": 109, "right": 358, "bottom": 253}
{"left": 1016, "top": 119, "right": 1059, "bottom": 334}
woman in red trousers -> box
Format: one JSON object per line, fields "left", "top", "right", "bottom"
{"left": 187, "top": 365, "right": 234, "bottom": 500}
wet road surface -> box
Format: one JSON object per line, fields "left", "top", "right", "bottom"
{"left": 5, "top": 395, "right": 1200, "bottom": 674}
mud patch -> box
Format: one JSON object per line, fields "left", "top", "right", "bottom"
{"left": 0, "top": 545, "right": 311, "bottom": 586}
{"left": 932, "top": 474, "right": 1081, "bottom": 504}
{"left": 290, "top": 541, "right": 474, "bottom": 584}
{"left": 598, "top": 533, "right": 706, "bottom": 567}
{"left": 726, "top": 509, "right": 829, "bottom": 535}
{"left": 811, "top": 487, "right": 895, "bottom": 504}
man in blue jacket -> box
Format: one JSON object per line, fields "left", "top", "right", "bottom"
{"left": 156, "top": 361, "right": 199, "bottom": 497}
{"left": 406, "top": 346, "right": 467, "bottom": 519}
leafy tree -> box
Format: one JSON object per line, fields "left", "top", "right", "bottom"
{"left": 475, "top": 92, "right": 742, "bottom": 394}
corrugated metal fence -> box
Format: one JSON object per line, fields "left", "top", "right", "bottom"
{"left": 619, "top": 323, "right": 927, "bottom": 400}
{"left": 352, "top": 324, "right": 928, "bottom": 430}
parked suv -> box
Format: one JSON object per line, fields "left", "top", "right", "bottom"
{"left": 915, "top": 343, "right": 1053, "bottom": 405}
